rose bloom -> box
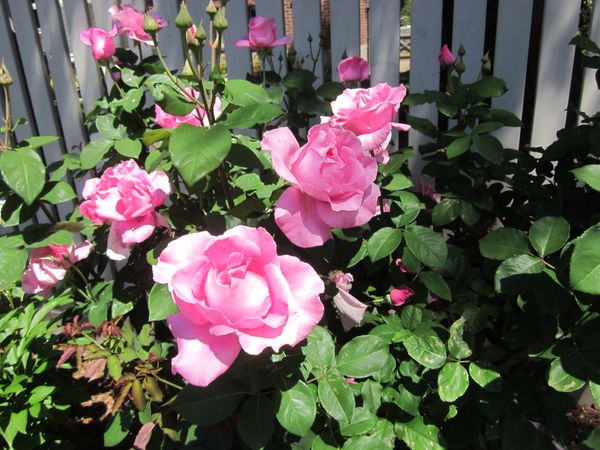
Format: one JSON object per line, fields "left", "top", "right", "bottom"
{"left": 325, "top": 83, "right": 410, "bottom": 163}
{"left": 262, "top": 123, "right": 380, "bottom": 248}
{"left": 80, "top": 27, "right": 116, "bottom": 60}
{"left": 234, "top": 16, "right": 292, "bottom": 50}
{"left": 80, "top": 160, "right": 171, "bottom": 261}
{"left": 109, "top": 4, "right": 167, "bottom": 45}
{"left": 390, "top": 286, "right": 414, "bottom": 306}
{"left": 337, "top": 56, "right": 370, "bottom": 83}
{"left": 22, "top": 241, "right": 93, "bottom": 297}
{"left": 439, "top": 44, "right": 456, "bottom": 66}
{"left": 153, "top": 225, "right": 324, "bottom": 386}
{"left": 154, "top": 89, "right": 222, "bottom": 129}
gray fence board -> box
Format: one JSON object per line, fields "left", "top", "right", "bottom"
{"left": 330, "top": 0, "right": 360, "bottom": 81}
{"left": 292, "top": 0, "right": 322, "bottom": 79}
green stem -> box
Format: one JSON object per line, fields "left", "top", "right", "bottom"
{"left": 2, "top": 84, "right": 12, "bottom": 151}
{"left": 153, "top": 373, "right": 183, "bottom": 391}
{"left": 184, "top": 46, "right": 214, "bottom": 124}
{"left": 219, "top": 164, "right": 234, "bottom": 209}
{"left": 38, "top": 201, "right": 58, "bottom": 224}
{"left": 209, "top": 31, "right": 223, "bottom": 114}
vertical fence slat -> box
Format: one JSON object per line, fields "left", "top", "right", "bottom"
{"left": 452, "top": 0, "right": 486, "bottom": 83}
{"left": 155, "top": 0, "right": 185, "bottom": 71}
{"left": 408, "top": 0, "right": 443, "bottom": 177}
{"left": 369, "top": 0, "right": 400, "bottom": 85}
{"left": 292, "top": 0, "right": 323, "bottom": 79}
{"left": 36, "top": 0, "right": 87, "bottom": 204}
{"left": 0, "top": 3, "right": 35, "bottom": 142}
{"left": 255, "top": 0, "right": 287, "bottom": 75}
{"left": 330, "top": 0, "right": 360, "bottom": 81}
{"left": 7, "top": 0, "right": 70, "bottom": 220}
{"left": 223, "top": 1, "right": 250, "bottom": 79}
{"left": 62, "top": 0, "right": 105, "bottom": 115}
{"left": 530, "top": 0, "right": 580, "bottom": 148}
{"left": 492, "top": 0, "right": 533, "bottom": 149}
{"left": 579, "top": 1, "right": 600, "bottom": 118}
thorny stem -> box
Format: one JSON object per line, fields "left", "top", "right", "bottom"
{"left": 2, "top": 84, "right": 12, "bottom": 151}
{"left": 184, "top": 46, "right": 214, "bottom": 124}
{"left": 261, "top": 51, "right": 267, "bottom": 88}
{"left": 39, "top": 201, "right": 58, "bottom": 224}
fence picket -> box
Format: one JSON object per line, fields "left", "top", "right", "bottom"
{"left": 408, "top": 0, "right": 443, "bottom": 177}
{"left": 222, "top": 1, "right": 251, "bottom": 80}
{"left": 579, "top": 1, "right": 600, "bottom": 119}
{"left": 330, "top": 0, "right": 360, "bottom": 81}
{"left": 451, "top": 0, "right": 486, "bottom": 83}
{"left": 492, "top": 0, "right": 533, "bottom": 149}
{"left": 292, "top": 0, "right": 323, "bottom": 79}
{"left": 530, "top": 0, "right": 580, "bottom": 148}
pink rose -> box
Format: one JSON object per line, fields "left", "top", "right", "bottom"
{"left": 337, "top": 56, "right": 370, "bottom": 83}
{"left": 154, "top": 89, "right": 222, "bottom": 129}
{"left": 439, "top": 44, "right": 456, "bottom": 66}
{"left": 394, "top": 258, "right": 409, "bottom": 273}
{"left": 22, "top": 241, "right": 93, "bottom": 297}
{"left": 234, "top": 16, "right": 292, "bottom": 50}
{"left": 153, "top": 226, "right": 324, "bottom": 386}
{"left": 416, "top": 179, "right": 441, "bottom": 203}
{"left": 326, "top": 83, "right": 410, "bottom": 163}
{"left": 80, "top": 160, "right": 171, "bottom": 261}
{"left": 329, "top": 270, "right": 366, "bottom": 331}
{"left": 390, "top": 286, "right": 414, "bottom": 306}
{"left": 262, "top": 124, "right": 380, "bottom": 248}
{"left": 109, "top": 4, "right": 166, "bottom": 45}
{"left": 80, "top": 27, "right": 117, "bottom": 60}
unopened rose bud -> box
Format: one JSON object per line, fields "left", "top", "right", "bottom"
{"left": 481, "top": 51, "right": 492, "bottom": 73}
{"left": 455, "top": 59, "right": 465, "bottom": 74}
{"left": 186, "top": 25, "right": 199, "bottom": 46}
{"left": 143, "top": 13, "right": 160, "bottom": 34}
{"left": 196, "top": 20, "right": 208, "bottom": 43}
{"left": 176, "top": 1, "right": 194, "bottom": 29}
{"left": 307, "top": 33, "right": 313, "bottom": 43}
{"left": 458, "top": 43, "right": 466, "bottom": 57}
{"left": 0, "top": 61, "right": 13, "bottom": 86}
{"left": 181, "top": 59, "right": 194, "bottom": 76}
{"left": 213, "top": 6, "right": 228, "bottom": 31}
{"left": 206, "top": 0, "right": 217, "bottom": 18}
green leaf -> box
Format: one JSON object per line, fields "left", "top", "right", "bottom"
{"left": 18, "top": 135, "right": 60, "bottom": 150}
{"left": 104, "top": 411, "right": 131, "bottom": 447}
{"left": 395, "top": 416, "right": 444, "bottom": 450}
{"left": 393, "top": 191, "right": 422, "bottom": 227}
{"left": 155, "top": 85, "right": 196, "bottom": 115}
{"left": 96, "top": 114, "right": 126, "bottom": 140}
{"left": 276, "top": 381, "right": 316, "bottom": 437}
{"left": 27, "top": 385, "right": 56, "bottom": 405}
{"left": 468, "top": 362, "right": 501, "bottom": 391}
{"left": 448, "top": 317, "right": 472, "bottom": 359}
{"left": 479, "top": 228, "right": 529, "bottom": 260}
{"left": 403, "top": 335, "right": 447, "bottom": 369}
{"left": 367, "top": 227, "right": 403, "bottom": 262}
{"left": 120, "top": 68, "right": 143, "bottom": 87}
{"left": 283, "top": 69, "right": 317, "bottom": 92}
{"left": 317, "top": 376, "right": 355, "bottom": 423}
{"left": 337, "top": 336, "right": 390, "bottom": 378}
{"left": 303, "top": 326, "right": 335, "bottom": 372}
{"left": 122, "top": 87, "right": 144, "bottom": 113}
{"left": 148, "top": 283, "right": 178, "bottom": 321}
{"left": 107, "top": 355, "right": 122, "bottom": 382}
{"left": 432, "top": 199, "right": 461, "bottom": 226}
{"left": 404, "top": 225, "right": 447, "bottom": 269}
{"left": 88, "top": 302, "right": 108, "bottom": 328}
{"left": 42, "top": 181, "right": 76, "bottom": 204}
{"left": 470, "top": 76, "right": 508, "bottom": 98}
{"left": 24, "top": 228, "right": 72, "bottom": 248}
{"left": 495, "top": 254, "right": 544, "bottom": 293}
{"left": 0, "top": 149, "right": 46, "bottom": 205}
{"left": 316, "top": 81, "right": 344, "bottom": 100}
{"left": 418, "top": 272, "right": 452, "bottom": 301}
{"left": 169, "top": 123, "right": 232, "bottom": 187}
{"left": 219, "top": 103, "right": 283, "bottom": 128}
{"left": 590, "top": 381, "right": 600, "bottom": 406}
{"left": 472, "top": 121, "right": 503, "bottom": 134}
{"left": 0, "top": 238, "right": 27, "bottom": 290}
{"left": 473, "top": 133, "right": 503, "bottom": 164}
{"left": 489, "top": 108, "right": 523, "bottom": 127}
{"left": 437, "top": 362, "right": 469, "bottom": 402}
{"left": 547, "top": 358, "right": 586, "bottom": 392}
{"left": 224, "top": 80, "right": 272, "bottom": 106}
{"left": 529, "top": 216, "right": 570, "bottom": 257}
{"left": 114, "top": 138, "right": 142, "bottom": 158}
{"left": 142, "top": 129, "right": 171, "bottom": 146}
{"left": 446, "top": 135, "right": 471, "bottom": 159}
{"left": 237, "top": 396, "right": 275, "bottom": 450}
{"left": 570, "top": 230, "right": 600, "bottom": 294}
{"left": 382, "top": 173, "right": 413, "bottom": 191}
{"left": 80, "top": 139, "right": 113, "bottom": 170}
{"left": 174, "top": 379, "right": 245, "bottom": 426}
{"left": 342, "top": 436, "right": 388, "bottom": 450}
{"left": 570, "top": 34, "right": 600, "bottom": 54}
{"left": 4, "top": 409, "right": 28, "bottom": 447}
{"left": 111, "top": 299, "right": 133, "bottom": 318}
{"left": 348, "top": 241, "right": 368, "bottom": 267}
{"left": 572, "top": 165, "right": 600, "bottom": 192}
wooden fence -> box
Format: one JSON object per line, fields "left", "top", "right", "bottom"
{"left": 1, "top": 0, "right": 600, "bottom": 223}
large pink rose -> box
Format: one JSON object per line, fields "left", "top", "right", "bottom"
{"left": 80, "top": 27, "right": 117, "bottom": 60}
{"left": 80, "top": 160, "right": 171, "bottom": 261}
{"left": 154, "top": 89, "right": 222, "bottom": 129}
{"left": 337, "top": 56, "right": 370, "bottom": 83}
{"left": 153, "top": 226, "right": 324, "bottom": 386}
{"left": 262, "top": 124, "right": 380, "bottom": 248}
{"left": 109, "top": 4, "right": 166, "bottom": 46}
{"left": 326, "top": 83, "right": 411, "bottom": 163}
{"left": 234, "top": 16, "right": 292, "bottom": 50}
{"left": 22, "top": 241, "right": 93, "bottom": 297}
